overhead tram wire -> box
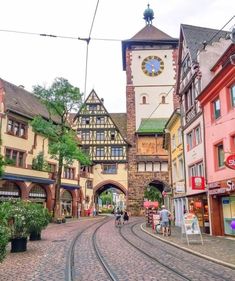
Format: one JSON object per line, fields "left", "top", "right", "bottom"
{"left": 83, "top": 0, "right": 100, "bottom": 101}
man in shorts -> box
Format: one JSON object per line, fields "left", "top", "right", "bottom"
{"left": 160, "top": 205, "right": 171, "bottom": 236}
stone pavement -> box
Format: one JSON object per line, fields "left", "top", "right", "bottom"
{"left": 142, "top": 223, "right": 235, "bottom": 269}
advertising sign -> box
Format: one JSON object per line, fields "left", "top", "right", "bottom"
{"left": 183, "top": 213, "right": 200, "bottom": 235}
{"left": 175, "top": 182, "right": 185, "bottom": 193}
{"left": 225, "top": 154, "right": 235, "bottom": 170}
{"left": 143, "top": 201, "right": 159, "bottom": 208}
{"left": 191, "top": 176, "right": 205, "bottom": 190}
{"left": 182, "top": 213, "right": 203, "bottom": 245}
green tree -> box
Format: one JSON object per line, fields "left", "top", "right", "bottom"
{"left": 31, "top": 77, "right": 91, "bottom": 219}
{"left": 100, "top": 191, "right": 113, "bottom": 206}
{"left": 144, "top": 185, "right": 163, "bottom": 204}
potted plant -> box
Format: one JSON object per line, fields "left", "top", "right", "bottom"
{"left": 27, "top": 203, "right": 51, "bottom": 241}
{"left": 0, "top": 202, "right": 10, "bottom": 262}
{"left": 0, "top": 199, "right": 31, "bottom": 253}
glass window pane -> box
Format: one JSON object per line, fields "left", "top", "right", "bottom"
{"left": 231, "top": 85, "right": 235, "bottom": 107}
{"left": 218, "top": 144, "right": 224, "bottom": 167}
{"left": 214, "top": 99, "right": 221, "bottom": 119}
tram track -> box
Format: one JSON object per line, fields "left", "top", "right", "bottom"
{"left": 65, "top": 216, "right": 118, "bottom": 281}
{"left": 119, "top": 221, "right": 191, "bottom": 281}
{"left": 120, "top": 221, "right": 234, "bottom": 281}
{"left": 136, "top": 222, "right": 235, "bottom": 280}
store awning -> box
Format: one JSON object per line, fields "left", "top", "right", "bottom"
{"left": 60, "top": 184, "right": 80, "bottom": 190}
{"left": 2, "top": 173, "right": 54, "bottom": 185}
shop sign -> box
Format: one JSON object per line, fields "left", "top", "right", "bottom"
{"left": 208, "top": 180, "right": 235, "bottom": 195}
{"left": 191, "top": 176, "right": 205, "bottom": 190}
{"left": 143, "top": 201, "right": 159, "bottom": 208}
{"left": 225, "top": 154, "right": 235, "bottom": 170}
{"left": 175, "top": 182, "right": 185, "bottom": 193}
{"left": 182, "top": 213, "right": 203, "bottom": 245}
{"left": 207, "top": 182, "right": 220, "bottom": 189}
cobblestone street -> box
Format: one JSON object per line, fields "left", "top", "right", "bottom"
{"left": 0, "top": 216, "right": 235, "bottom": 281}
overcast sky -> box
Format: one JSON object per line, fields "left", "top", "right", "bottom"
{"left": 0, "top": 0, "right": 234, "bottom": 112}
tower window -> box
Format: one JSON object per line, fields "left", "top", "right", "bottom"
{"left": 161, "top": 96, "right": 166, "bottom": 104}
{"left": 142, "top": 96, "right": 147, "bottom": 104}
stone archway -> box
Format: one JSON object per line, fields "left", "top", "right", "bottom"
{"left": 94, "top": 180, "right": 127, "bottom": 212}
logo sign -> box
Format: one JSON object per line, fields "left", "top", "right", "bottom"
{"left": 191, "top": 176, "right": 205, "bottom": 190}
{"left": 225, "top": 154, "right": 235, "bottom": 170}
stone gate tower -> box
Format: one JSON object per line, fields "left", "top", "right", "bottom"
{"left": 122, "top": 5, "right": 179, "bottom": 214}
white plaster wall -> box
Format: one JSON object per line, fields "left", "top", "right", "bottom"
{"left": 130, "top": 49, "right": 176, "bottom": 129}
{"left": 183, "top": 115, "right": 205, "bottom": 195}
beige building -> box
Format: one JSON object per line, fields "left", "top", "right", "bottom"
{"left": 0, "top": 78, "right": 83, "bottom": 218}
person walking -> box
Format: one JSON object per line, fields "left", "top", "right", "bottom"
{"left": 123, "top": 210, "right": 129, "bottom": 224}
{"left": 160, "top": 205, "right": 171, "bottom": 237}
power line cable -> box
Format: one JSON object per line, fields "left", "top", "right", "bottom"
{"left": 83, "top": 0, "right": 100, "bottom": 101}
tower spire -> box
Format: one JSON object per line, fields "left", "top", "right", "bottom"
{"left": 143, "top": 4, "right": 154, "bottom": 25}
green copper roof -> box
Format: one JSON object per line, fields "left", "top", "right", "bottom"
{"left": 137, "top": 118, "right": 168, "bottom": 133}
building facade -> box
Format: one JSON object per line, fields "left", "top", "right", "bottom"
{"left": 122, "top": 6, "right": 178, "bottom": 213}
{"left": 0, "top": 78, "right": 82, "bottom": 218}
{"left": 164, "top": 109, "right": 186, "bottom": 226}
{"left": 177, "top": 24, "right": 228, "bottom": 233}
{"left": 73, "top": 90, "right": 129, "bottom": 210}
{"left": 198, "top": 42, "right": 235, "bottom": 236}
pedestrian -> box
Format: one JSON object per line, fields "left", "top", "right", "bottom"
{"left": 93, "top": 207, "right": 97, "bottom": 216}
{"left": 123, "top": 210, "right": 129, "bottom": 224}
{"left": 160, "top": 205, "right": 171, "bottom": 237}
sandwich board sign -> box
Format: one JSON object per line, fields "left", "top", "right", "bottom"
{"left": 182, "top": 213, "right": 203, "bottom": 245}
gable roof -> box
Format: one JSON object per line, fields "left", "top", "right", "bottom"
{"left": 110, "top": 113, "right": 127, "bottom": 139}
{"left": 0, "top": 78, "right": 60, "bottom": 123}
{"left": 181, "top": 24, "right": 229, "bottom": 62}
{"left": 122, "top": 24, "right": 178, "bottom": 70}
{"left": 131, "top": 24, "right": 174, "bottom": 41}
{"left": 137, "top": 118, "right": 168, "bottom": 134}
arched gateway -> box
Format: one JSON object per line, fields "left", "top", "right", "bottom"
{"left": 93, "top": 180, "right": 127, "bottom": 211}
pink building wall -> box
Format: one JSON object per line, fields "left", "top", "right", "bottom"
{"left": 203, "top": 84, "right": 235, "bottom": 184}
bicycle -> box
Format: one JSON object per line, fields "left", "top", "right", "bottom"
{"left": 155, "top": 221, "right": 171, "bottom": 236}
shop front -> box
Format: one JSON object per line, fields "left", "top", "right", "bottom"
{"left": 173, "top": 197, "right": 187, "bottom": 227}
{"left": 0, "top": 181, "right": 21, "bottom": 199}
{"left": 208, "top": 179, "right": 235, "bottom": 236}
{"left": 187, "top": 192, "right": 210, "bottom": 234}
{"left": 61, "top": 190, "right": 73, "bottom": 218}
{"left": 29, "top": 184, "right": 47, "bottom": 206}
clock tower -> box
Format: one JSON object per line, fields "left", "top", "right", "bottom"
{"left": 122, "top": 5, "right": 179, "bottom": 214}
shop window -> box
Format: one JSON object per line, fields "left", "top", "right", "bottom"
{"left": 103, "top": 164, "right": 117, "bottom": 174}
{"left": 215, "top": 143, "right": 224, "bottom": 168}
{"left": 81, "top": 117, "right": 90, "bottom": 125}
{"left": 231, "top": 135, "right": 235, "bottom": 152}
{"left": 213, "top": 98, "right": 221, "bottom": 120}
{"left": 7, "top": 118, "right": 27, "bottom": 138}
{"left": 96, "top": 147, "right": 104, "bottom": 157}
{"left": 142, "top": 96, "right": 147, "bottom": 104}
{"left": 111, "top": 147, "right": 123, "bottom": 157}
{"left": 81, "top": 131, "right": 90, "bottom": 140}
{"left": 172, "top": 134, "right": 176, "bottom": 150}
{"left": 178, "top": 128, "right": 182, "bottom": 145}
{"left": 195, "top": 126, "right": 201, "bottom": 146}
{"left": 161, "top": 96, "right": 166, "bottom": 104}
{"left": 137, "top": 162, "right": 145, "bottom": 172}
{"left": 230, "top": 84, "right": 235, "bottom": 108}
{"left": 222, "top": 196, "right": 235, "bottom": 235}
{"left": 96, "top": 131, "right": 105, "bottom": 141}
{"left": 48, "top": 163, "right": 56, "bottom": 173}
{"left": 110, "top": 131, "right": 115, "bottom": 141}
{"left": 97, "top": 116, "right": 105, "bottom": 124}
{"left": 5, "top": 148, "right": 25, "bottom": 167}
{"left": 0, "top": 182, "right": 20, "bottom": 197}
{"left": 64, "top": 167, "right": 75, "bottom": 179}
{"left": 187, "top": 131, "right": 193, "bottom": 151}
{"left": 61, "top": 190, "right": 72, "bottom": 218}
{"left": 29, "top": 185, "right": 46, "bottom": 200}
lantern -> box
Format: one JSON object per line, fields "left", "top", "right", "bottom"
{"left": 230, "top": 220, "right": 235, "bottom": 230}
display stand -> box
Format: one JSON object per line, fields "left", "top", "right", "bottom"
{"left": 181, "top": 213, "right": 203, "bottom": 245}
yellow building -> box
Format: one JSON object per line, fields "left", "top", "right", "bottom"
{"left": 0, "top": 78, "right": 83, "bottom": 218}
{"left": 164, "top": 108, "right": 186, "bottom": 226}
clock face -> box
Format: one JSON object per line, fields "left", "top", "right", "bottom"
{"left": 142, "top": 56, "right": 164, "bottom": 77}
